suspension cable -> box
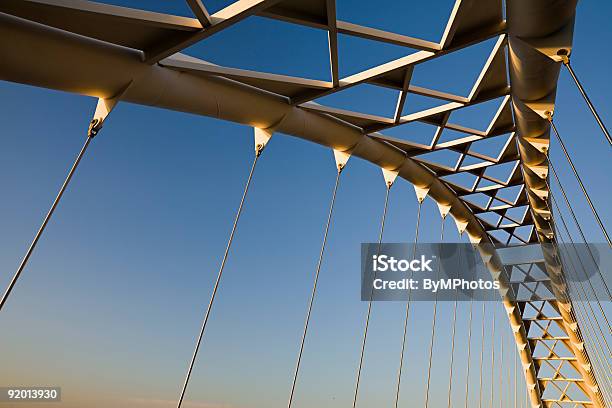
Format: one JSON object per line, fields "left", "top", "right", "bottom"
{"left": 499, "top": 318, "right": 503, "bottom": 408}
{"left": 547, "top": 115, "right": 611, "bottom": 246}
{"left": 543, "top": 194, "right": 612, "bottom": 402}
{"left": 394, "top": 199, "right": 423, "bottom": 408}
{"left": 548, "top": 159, "right": 612, "bottom": 300}
{"left": 287, "top": 164, "right": 344, "bottom": 408}
{"left": 545, "top": 173, "right": 612, "bottom": 370}
{"left": 551, "top": 221, "right": 612, "bottom": 403}
{"left": 176, "top": 146, "right": 264, "bottom": 408}
{"left": 547, "top": 210, "right": 610, "bottom": 388}
{"left": 546, "top": 183, "right": 612, "bottom": 335}
{"left": 490, "top": 289, "right": 496, "bottom": 408}
{"left": 0, "top": 132, "right": 95, "bottom": 313}
{"left": 424, "top": 212, "right": 443, "bottom": 408}
{"left": 446, "top": 237, "right": 458, "bottom": 408}
{"left": 460, "top": 231, "right": 474, "bottom": 408}
{"left": 544, "top": 219, "right": 612, "bottom": 404}
{"left": 464, "top": 297, "right": 474, "bottom": 408}
{"left": 560, "top": 56, "right": 612, "bottom": 146}
{"left": 546, "top": 192, "right": 612, "bottom": 366}
{"left": 478, "top": 299, "right": 486, "bottom": 408}
{"left": 352, "top": 182, "right": 393, "bottom": 408}
{"left": 514, "top": 332, "right": 517, "bottom": 408}
{"left": 525, "top": 374, "right": 528, "bottom": 408}
{"left": 552, "top": 234, "right": 612, "bottom": 395}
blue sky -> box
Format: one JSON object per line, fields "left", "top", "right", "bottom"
{"left": 0, "top": 1, "right": 610, "bottom": 407}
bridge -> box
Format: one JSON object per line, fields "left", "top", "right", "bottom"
{"left": 0, "top": 0, "right": 610, "bottom": 407}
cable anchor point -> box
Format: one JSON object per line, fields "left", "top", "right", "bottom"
{"left": 255, "top": 143, "right": 265, "bottom": 157}
{"left": 88, "top": 92, "right": 126, "bottom": 138}
{"left": 414, "top": 184, "right": 431, "bottom": 204}
{"left": 253, "top": 127, "right": 273, "bottom": 157}
{"left": 333, "top": 149, "right": 351, "bottom": 174}
{"left": 556, "top": 49, "right": 570, "bottom": 65}
{"left": 381, "top": 168, "right": 399, "bottom": 189}
{"left": 544, "top": 110, "right": 554, "bottom": 122}
{"left": 88, "top": 118, "right": 102, "bottom": 138}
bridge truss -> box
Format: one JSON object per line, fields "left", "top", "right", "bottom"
{"left": 0, "top": 0, "right": 609, "bottom": 407}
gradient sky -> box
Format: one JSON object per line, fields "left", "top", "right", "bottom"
{"left": 0, "top": 1, "right": 610, "bottom": 407}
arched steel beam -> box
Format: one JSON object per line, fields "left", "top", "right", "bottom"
{"left": 0, "top": 9, "right": 576, "bottom": 406}
{"left": 508, "top": 0, "right": 605, "bottom": 406}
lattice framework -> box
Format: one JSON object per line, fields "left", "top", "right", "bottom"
{"left": 0, "top": 1, "right": 605, "bottom": 407}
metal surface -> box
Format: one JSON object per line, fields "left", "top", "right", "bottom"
{"left": 0, "top": 0, "right": 606, "bottom": 406}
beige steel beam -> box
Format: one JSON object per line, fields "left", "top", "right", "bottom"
{"left": 185, "top": 0, "right": 212, "bottom": 27}
{"left": 507, "top": 0, "right": 605, "bottom": 406}
{"left": 0, "top": 11, "right": 544, "bottom": 405}
{"left": 0, "top": 0, "right": 601, "bottom": 405}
